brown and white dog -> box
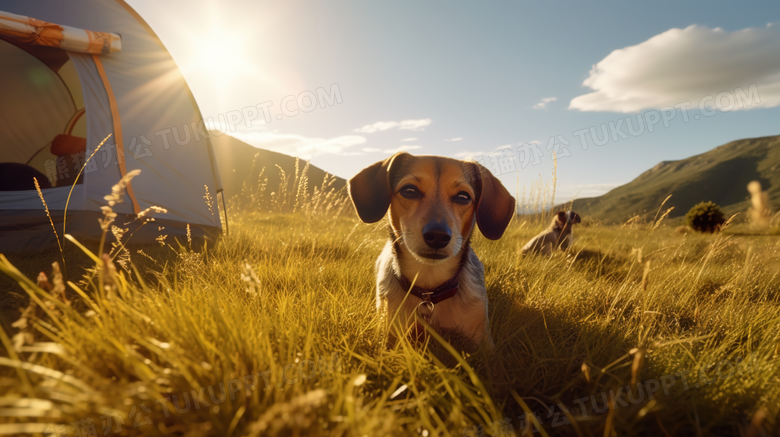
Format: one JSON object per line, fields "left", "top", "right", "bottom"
{"left": 520, "top": 210, "right": 581, "bottom": 256}
{"left": 348, "top": 153, "right": 516, "bottom": 349}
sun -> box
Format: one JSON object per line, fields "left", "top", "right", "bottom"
{"left": 197, "top": 30, "right": 256, "bottom": 81}
{"left": 170, "top": 17, "right": 277, "bottom": 103}
{"left": 150, "top": 3, "right": 303, "bottom": 114}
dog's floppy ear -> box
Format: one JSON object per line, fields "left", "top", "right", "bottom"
{"left": 557, "top": 211, "right": 567, "bottom": 222}
{"left": 348, "top": 152, "right": 409, "bottom": 223}
{"left": 469, "top": 162, "right": 516, "bottom": 240}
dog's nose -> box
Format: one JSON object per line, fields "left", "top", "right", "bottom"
{"left": 422, "top": 221, "right": 451, "bottom": 249}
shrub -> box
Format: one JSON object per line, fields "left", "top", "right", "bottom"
{"left": 685, "top": 201, "right": 725, "bottom": 233}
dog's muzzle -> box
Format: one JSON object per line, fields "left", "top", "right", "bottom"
{"left": 422, "top": 221, "right": 451, "bottom": 250}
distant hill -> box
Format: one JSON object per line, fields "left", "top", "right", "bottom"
{"left": 210, "top": 133, "right": 347, "bottom": 207}
{"left": 571, "top": 135, "right": 780, "bottom": 224}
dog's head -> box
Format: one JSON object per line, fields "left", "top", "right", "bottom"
{"left": 555, "top": 210, "right": 582, "bottom": 227}
{"left": 348, "top": 153, "right": 516, "bottom": 264}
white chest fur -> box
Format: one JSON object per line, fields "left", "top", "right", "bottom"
{"left": 374, "top": 242, "right": 492, "bottom": 347}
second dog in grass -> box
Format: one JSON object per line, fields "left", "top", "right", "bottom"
{"left": 521, "top": 210, "right": 581, "bottom": 255}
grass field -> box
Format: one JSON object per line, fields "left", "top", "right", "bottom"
{"left": 1, "top": 171, "right": 779, "bottom": 436}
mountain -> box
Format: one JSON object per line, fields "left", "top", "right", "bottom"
{"left": 570, "top": 135, "right": 780, "bottom": 224}
{"left": 209, "top": 133, "right": 347, "bottom": 206}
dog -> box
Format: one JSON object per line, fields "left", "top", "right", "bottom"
{"left": 520, "top": 210, "right": 581, "bottom": 255}
{"left": 348, "top": 152, "right": 515, "bottom": 349}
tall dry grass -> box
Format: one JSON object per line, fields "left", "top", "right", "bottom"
{"left": 0, "top": 162, "right": 778, "bottom": 436}
{"left": 235, "top": 155, "right": 349, "bottom": 218}
{"left": 747, "top": 181, "right": 772, "bottom": 229}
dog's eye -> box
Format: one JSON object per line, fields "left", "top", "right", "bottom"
{"left": 453, "top": 191, "right": 471, "bottom": 205}
{"left": 399, "top": 185, "right": 421, "bottom": 199}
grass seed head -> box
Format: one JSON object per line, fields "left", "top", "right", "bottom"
{"left": 99, "top": 169, "right": 141, "bottom": 231}
{"left": 204, "top": 184, "right": 215, "bottom": 216}
{"left": 581, "top": 362, "right": 591, "bottom": 383}
{"left": 34, "top": 177, "right": 63, "bottom": 256}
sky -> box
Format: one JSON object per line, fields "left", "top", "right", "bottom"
{"left": 127, "top": 0, "right": 780, "bottom": 203}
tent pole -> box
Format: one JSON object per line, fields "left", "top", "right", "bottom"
{"left": 218, "top": 189, "right": 229, "bottom": 236}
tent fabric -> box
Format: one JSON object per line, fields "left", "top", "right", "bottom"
{"left": 1, "top": 210, "right": 219, "bottom": 253}
{"left": 67, "top": 51, "right": 124, "bottom": 214}
{"left": 64, "top": 108, "right": 86, "bottom": 135}
{"left": 92, "top": 53, "right": 140, "bottom": 214}
{"left": 0, "top": 186, "right": 84, "bottom": 211}
{"left": 0, "top": 39, "right": 76, "bottom": 164}
{"left": 0, "top": 1, "right": 224, "bottom": 253}
{"left": 0, "top": 11, "right": 121, "bottom": 55}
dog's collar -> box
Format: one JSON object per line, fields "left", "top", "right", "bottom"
{"left": 397, "top": 273, "right": 460, "bottom": 304}
{"left": 396, "top": 249, "right": 468, "bottom": 304}
{"left": 391, "top": 237, "right": 471, "bottom": 305}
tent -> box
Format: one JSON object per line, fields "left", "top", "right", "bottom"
{"left": 0, "top": 1, "right": 225, "bottom": 253}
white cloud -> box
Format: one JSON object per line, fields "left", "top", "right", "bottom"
{"left": 382, "top": 145, "right": 423, "bottom": 154}
{"left": 229, "top": 130, "right": 367, "bottom": 159}
{"left": 398, "top": 119, "right": 432, "bottom": 131}
{"left": 401, "top": 137, "right": 418, "bottom": 142}
{"left": 533, "top": 97, "right": 557, "bottom": 109}
{"left": 445, "top": 137, "right": 463, "bottom": 142}
{"left": 354, "top": 121, "right": 399, "bottom": 133}
{"left": 570, "top": 24, "right": 780, "bottom": 113}
{"left": 361, "top": 147, "right": 381, "bottom": 152}
{"left": 454, "top": 150, "right": 485, "bottom": 159}
{"left": 495, "top": 144, "right": 513, "bottom": 150}
{"left": 354, "top": 118, "right": 432, "bottom": 133}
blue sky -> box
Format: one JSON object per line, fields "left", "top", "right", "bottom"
{"left": 128, "top": 0, "right": 780, "bottom": 202}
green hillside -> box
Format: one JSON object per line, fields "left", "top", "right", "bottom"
{"left": 210, "top": 133, "right": 347, "bottom": 207}
{"left": 571, "top": 135, "right": 780, "bottom": 224}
